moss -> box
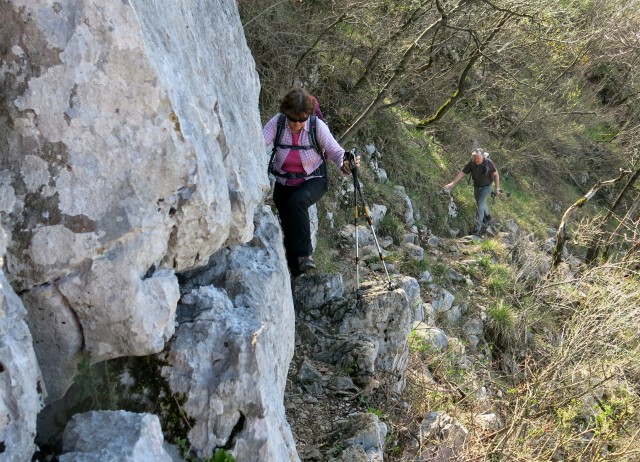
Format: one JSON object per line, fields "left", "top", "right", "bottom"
{"left": 53, "top": 355, "right": 195, "bottom": 452}
{"left": 124, "top": 355, "right": 196, "bottom": 443}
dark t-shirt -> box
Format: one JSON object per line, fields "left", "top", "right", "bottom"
{"left": 462, "top": 159, "right": 496, "bottom": 187}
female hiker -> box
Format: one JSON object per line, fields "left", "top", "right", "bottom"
{"left": 263, "top": 87, "right": 359, "bottom": 276}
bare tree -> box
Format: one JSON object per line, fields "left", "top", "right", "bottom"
{"left": 415, "top": 11, "right": 512, "bottom": 129}
{"left": 352, "top": 0, "right": 433, "bottom": 92}
{"left": 585, "top": 164, "right": 640, "bottom": 264}
{"left": 339, "top": 0, "right": 471, "bottom": 145}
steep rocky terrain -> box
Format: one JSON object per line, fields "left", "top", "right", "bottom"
{"left": 3, "top": 1, "right": 631, "bottom": 461}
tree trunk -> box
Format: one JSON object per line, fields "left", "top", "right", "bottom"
{"left": 598, "top": 166, "right": 640, "bottom": 261}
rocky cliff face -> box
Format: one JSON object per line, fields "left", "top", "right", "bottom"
{"left": 0, "top": 225, "right": 44, "bottom": 461}
{"left": 1, "top": 0, "right": 297, "bottom": 460}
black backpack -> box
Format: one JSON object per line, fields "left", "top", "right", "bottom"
{"left": 268, "top": 113, "right": 326, "bottom": 179}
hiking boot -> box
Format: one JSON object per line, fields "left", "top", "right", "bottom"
{"left": 468, "top": 228, "right": 483, "bottom": 238}
{"left": 298, "top": 256, "right": 316, "bottom": 273}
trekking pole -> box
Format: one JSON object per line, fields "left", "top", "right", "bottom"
{"left": 347, "top": 149, "right": 393, "bottom": 291}
{"left": 491, "top": 189, "right": 510, "bottom": 204}
{"left": 349, "top": 148, "right": 361, "bottom": 293}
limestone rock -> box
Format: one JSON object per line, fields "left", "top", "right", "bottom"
{"left": 328, "top": 413, "right": 387, "bottom": 461}
{"left": 369, "top": 204, "right": 387, "bottom": 226}
{"left": 403, "top": 242, "right": 424, "bottom": 261}
{"left": 59, "top": 410, "right": 173, "bottom": 462}
{"left": 393, "top": 185, "right": 415, "bottom": 226}
{"left": 295, "top": 276, "right": 412, "bottom": 394}
{"left": 412, "top": 322, "right": 448, "bottom": 352}
{"left": 430, "top": 287, "right": 455, "bottom": 314}
{"left": 419, "top": 411, "right": 469, "bottom": 448}
{"left": 161, "top": 207, "right": 298, "bottom": 461}
{"left": 293, "top": 272, "right": 345, "bottom": 311}
{"left": 22, "top": 284, "right": 83, "bottom": 403}
{"left": 0, "top": 225, "right": 44, "bottom": 461}
{"left": 1, "top": 0, "right": 266, "bottom": 396}
{"left": 340, "top": 224, "right": 375, "bottom": 247}
{"left": 396, "top": 275, "right": 425, "bottom": 323}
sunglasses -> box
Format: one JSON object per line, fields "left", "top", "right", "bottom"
{"left": 286, "top": 115, "right": 309, "bottom": 123}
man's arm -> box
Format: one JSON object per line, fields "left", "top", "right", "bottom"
{"left": 492, "top": 170, "right": 500, "bottom": 194}
{"left": 444, "top": 170, "right": 466, "bottom": 191}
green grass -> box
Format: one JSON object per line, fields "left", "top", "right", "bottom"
{"left": 486, "top": 299, "right": 517, "bottom": 347}
{"left": 377, "top": 213, "right": 405, "bottom": 245}
{"left": 462, "top": 245, "right": 514, "bottom": 293}
{"left": 486, "top": 263, "right": 514, "bottom": 296}
{"left": 398, "top": 257, "right": 431, "bottom": 278}
{"left": 586, "top": 122, "right": 618, "bottom": 142}
{"left": 408, "top": 330, "right": 430, "bottom": 353}
{"left": 491, "top": 176, "right": 580, "bottom": 240}
{"left": 314, "top": 232, "right": 342, "bottom": 274}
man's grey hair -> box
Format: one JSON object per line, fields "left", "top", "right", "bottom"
{"left": 472, "top": 149, "right": 489, "bottom": 158}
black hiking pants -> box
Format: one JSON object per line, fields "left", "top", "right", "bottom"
{"left": 273, "top": 177, "right": 327, "bottom": 276}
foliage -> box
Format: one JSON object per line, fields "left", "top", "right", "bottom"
{"left": 407, "top": 330, "right": 430, "bottom": 354}
{"left": 398, "top": 256, "right": 431, "bottom": 279}
{"left": 313, "top": 231, "right": 342, "bottom": 274}
{"left": 74, "top": 357, "right": 122, "bottom": 412}
{"left": 481, "top": 262, "right": 640, "bottom": 460}
{"left": 212, "top": 450, "right": 236, "bottom": 462}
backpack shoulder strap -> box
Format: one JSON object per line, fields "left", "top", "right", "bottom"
{"left": 308, "top": 115, "right": 325, "bottom": 160}
{"left": 275, "top": 113, "right": 287, "bottom": 149}
{"left": 267, "top": 114, "right": 287, "bottom": 175}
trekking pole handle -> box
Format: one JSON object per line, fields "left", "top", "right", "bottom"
{"left": 491, "top": 189, "right": 511, "bottom": 198}
{"left": 346, "top": 148, "right": 358, "bottom": 172}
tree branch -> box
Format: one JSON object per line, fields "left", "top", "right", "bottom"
{"left": 500, "top": 44, "right": 591, "bottom": 145}
{"left": 354, "top": 0, "right": 432, "bottom": 91}
{"left": 294, "top": 12, "right": 349, "bottom": 70}
{"left": 551, "top": 170, "right": 630, "bottom": 270}
{"left": 415, "top": 11, "right": 512, "bottom": 129}
{"left": 339, "top": 0, "right": 470, "bottom": 145}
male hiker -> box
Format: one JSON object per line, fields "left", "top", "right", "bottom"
{"left": 444, "top": 149, "right": 500, "bottom": 237}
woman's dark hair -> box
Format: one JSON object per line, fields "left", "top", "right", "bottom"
{"left": 280, "top": 88, "right": 314, "bottom": 116}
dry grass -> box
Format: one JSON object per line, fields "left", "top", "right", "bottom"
{"left": 475, "top": 261, "right": 640, "bottom": 461}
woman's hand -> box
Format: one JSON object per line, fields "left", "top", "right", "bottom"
{"left": 341, "top": 155, "right": 360, "bottom": 174}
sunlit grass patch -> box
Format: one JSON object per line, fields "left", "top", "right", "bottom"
{"left": 486, "top": 263, "right": 514, "bottom": 296}
{"left": 478, "top": 238, "right": 509, "bottom": 259}
{"left": 486, "top": 299, "right": 517, "bottom": 348}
